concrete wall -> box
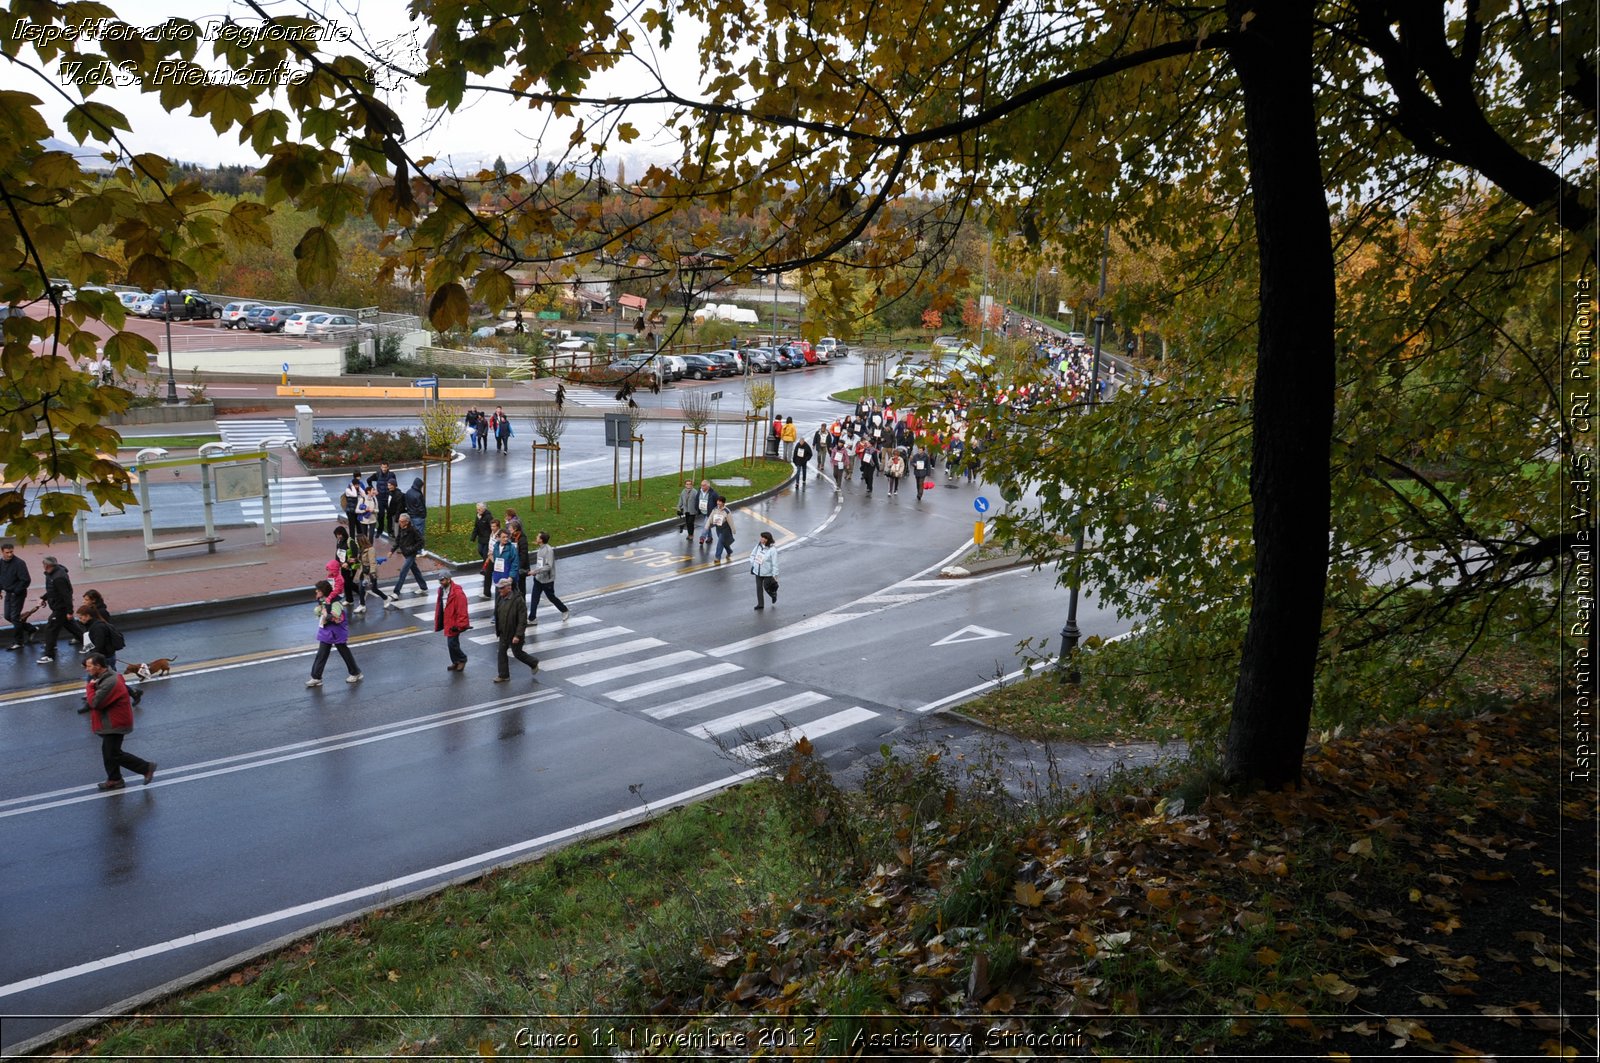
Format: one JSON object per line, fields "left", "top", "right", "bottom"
{"left": 166, "top": 345, "right": 344, "bottom": 376}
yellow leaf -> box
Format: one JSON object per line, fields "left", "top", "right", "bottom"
{"left": 1014, "top": 882, "right": 1044, "bottom": 907}
{"left": 1348, "top": 836, "right": 1373, "bottom": 857}
{"left": 1254, "top": 946, "right": 1281, "bottom": 967}
{"left": 1312, "top": 972, "right": 1360, "bottom": 1004}
{"left": 478, "top": 1038, "right": 498, "bottom": 1057}
{"left": 386, "top": 969, "right": 400, "bottom": 982}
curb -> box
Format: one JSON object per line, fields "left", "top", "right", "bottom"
{"left": 116, "top": 466, "right": 799, "bottom": 628}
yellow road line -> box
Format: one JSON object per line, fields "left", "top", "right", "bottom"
{"left": 0, "top": 627, "right": 419, "bottom": 705}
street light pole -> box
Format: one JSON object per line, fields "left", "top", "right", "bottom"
{"left": 164, "top": 307, "right": 178, "bottom": 404}
{"left": 1058, "top": 224, "right": 1111, "bottom": 682}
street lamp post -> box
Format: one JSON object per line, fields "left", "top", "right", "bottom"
{"left": 1058, "top": 225, "right": 1111, "bottom": 682}
{"left": 164, "top": 308, "right": 179, "bottom": 404}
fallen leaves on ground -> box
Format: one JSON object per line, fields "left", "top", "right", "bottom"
{"left": 638, "top": 704, "right": 1596, "bottom": 1057}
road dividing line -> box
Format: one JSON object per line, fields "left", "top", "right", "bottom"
{"left": 0, "top": 691, "right": 562, "bottom": 819}
{"left": 726, "top": 706, "right": 879, "bottom": 761}
{"left": 0, "top": 766, "right": 765, "bottom": 1001}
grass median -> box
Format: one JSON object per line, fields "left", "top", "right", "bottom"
{"left": 423, "top": 457, "right": 795, "bottom": 563}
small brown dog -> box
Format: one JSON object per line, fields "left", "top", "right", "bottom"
{"left": 124, "top": 657, "right": 177, "bottom": 682}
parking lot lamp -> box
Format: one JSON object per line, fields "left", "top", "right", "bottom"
{"left": 164, "top": 309, "right": 179, "bottom": 404}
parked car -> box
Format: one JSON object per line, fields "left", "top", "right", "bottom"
{"left": 309, "top": 314, "right": 365, "bottom": 339}
{"left": 220, "top": 301, "right": 263, "bottom": 328}
{"left": 1066, "top": 331, "right": 1087, "bottom": 347}
{"left": 147, "top": 289, "right": 221, "bottom": 320}
{"left": 129, "top": 293, "right": 156, "bottom": 316}
{"left": 283, "top": 312, "right": 330, "bottom": 336}
{"left": 703, "top": 350, "right": 741, "bottom": 376}
{"left": 116, "top": 291, "right": 147, "bottom": 310}
{"left": 608, "top": 354, "right": 663, "bottom": 385}
{"left": 742, "top": 348, "right": 777, "bottom": 373}
{"left": 787, "top": 338, "right": 817, "bottom": 364}
{"left": 818, "top": 336, "right": 849, "bottom": 359}
{"left": 250, "top": 305, "right": 302, "bottom": 332}
{"left": 678, "top": 354, "right": 722, "bottom": 380}
{"left": 659, "top": 354, "right": 687, "bottom": 381}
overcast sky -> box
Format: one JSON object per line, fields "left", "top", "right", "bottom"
{"left": 6, "top": 0, "right": 690, "bottom": 171}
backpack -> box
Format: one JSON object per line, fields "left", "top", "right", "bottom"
{"left": 108, "top": 624, "right": 125, "bottom": 652}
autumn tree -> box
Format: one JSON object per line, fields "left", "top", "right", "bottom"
{"left": 0, "top": 0, "right": 1589, "bottom": 790}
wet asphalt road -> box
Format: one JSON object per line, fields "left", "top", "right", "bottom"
{"left": 0, "top": 364, "right": 1163, "bottom": 1054}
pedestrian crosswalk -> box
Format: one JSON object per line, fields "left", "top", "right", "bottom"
{"left": 218, "top": 418, "right": 297, "bottom": 449}
{"left": 560, "top": 387, "right": 621, "bottom": 408}
{"left": 382, "top": 590, "right": 883, "bottom": 760}
{"left": 238, "top": 478, "right": 341, "bottom": 525}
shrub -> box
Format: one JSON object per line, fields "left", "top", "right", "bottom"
{"left": 298, "top": 426, "right": 423, "bottom": 468}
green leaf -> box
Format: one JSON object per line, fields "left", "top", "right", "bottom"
{"left": 293, "top": 226, "right": 340, "bottom": 289}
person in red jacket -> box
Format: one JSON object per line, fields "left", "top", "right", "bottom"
{"left": 435, "top": 573, "right": 472, "bottom": 672}
{"left": 78, "top": 652, "right": 155, "bottom": 791}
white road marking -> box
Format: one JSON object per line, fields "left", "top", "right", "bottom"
{"left": 534, "top": 638, "right": 666, "bottom": 671}
{"left": 644, "top": 676, "right": 785, "bottom": 720}
{"left": 0, "top": 766, "right": 763, "bottom": 1001}
{"left": 606, "top": 663, "right": 742, "bottom": 702}
{"left": 686, "top": 691, "right": 831, "bottom": 740}
{"left": 468, "top": 623, "right": 625, "bottom": 648}
{"left": 726, "top": 706, "right": 878, "bottom": 761}
{"left": 913, "top": 660, "right": 1056, "bottom": 714}
{"left": 929, "top": 624, "right": 1010, "bottom": 646}
{"left": 0, "top": 691, "right": 560, "bottom": 820}
{"left": 707, "top": 612, "right": 868, "bottom": 656}
{"left": 566, "top": 650, "right": 703, "bottom": 688}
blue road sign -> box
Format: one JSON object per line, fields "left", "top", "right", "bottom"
{"left": 414, "top": 377, "right": 438, "bottom": 387}
{"left": 974, "top": 496, "right": 990, "bottom": 514}
{"left": 282, "top": 362, "right": 290, "bottom": 373}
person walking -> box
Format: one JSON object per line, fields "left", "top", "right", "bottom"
{"left": 694, "top": 480, "right": 722, "bottom": 545}
{"left": 1, "top": 541, "right": 33, "bottom": 650}
{"left": 507, "top": 522, "right": 531, "bottom": 600}
{"left": 487, "top": 525, "right": 520, "bottom": 593}
{"left": 355, "top": 484, "right": 379, "bottom": 542}
{"left": 75, "top": 603, "right": 124, "bottom": 674}
{"left": 374, "top": 479, "right": 401, "bottom": 539}
{"left": 884, "top": 447, "right": 906, "bottom": 497}
{"left": 481, "top": 519, "right": 502, "bottom": 598}
{"left": 676, "top": 479, "right": 699, "bottom": 539}
{"left": 435, "top": 573, "right": 471, "bottom": 671}
{"left": 781, "top": 416, "right": 797, "bottom": 461}
{"left": 307, "top": 579, "right": 362, "bottom": 686}
{"left": 492, "top": 578, "right": 540, "bottom": 682}
{"left": 791, "top": 436, "right": 813, "bottom": 489}
{"left": 78, "top": 653, "right": 155, "bottom": 791}
{"left": 403, "top": 477, "right": 427, "bottom": 539}
{"left": 341, "top": 473, "right": 363, "bottom": 531}
{"left": 332, "top": 526, "right": 356, "bottom": 607}
{"left": 528, "top": 531, "right": 572, "bottom": 623}
{"left": 830, "top": 443, "right": 849, "bottom": 492}
{"left": 351, "top": 533, "right": 389, "bottom": 612}
{"left": 34, "top": 556, "right": 74, "bottom": 664}
{"left": 471, "top": 501, "right": 493, "bottom": 575}
{"left": 388, "top": 513, "right": 427, "bottom": 598}
{"left": 708, "top": 499, "right": 736, "bottom": 562}
{"left": 911, "top": 445, "right": 933, "bottom": 502}
{"left": 492, "top": 407, "right": 513, "bottom": 454}
{"left": 750, "top": 531, "right": 779, "bottom": 611}
{"left": 859, "top": 442, "right": 878, "bottom": 495}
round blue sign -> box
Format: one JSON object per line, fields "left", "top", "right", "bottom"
{"left": 974, "top": 496, "right": 990, "bottom": 514}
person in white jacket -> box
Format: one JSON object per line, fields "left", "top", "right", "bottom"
{"left": 749, "top": 532, "right": 779, "bottom": 611}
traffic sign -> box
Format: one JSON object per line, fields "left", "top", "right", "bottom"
{"left": 281, "top": 362, "right": 289, "bottom": 373}
{"left": 974, "top": 496, "right": 990, "bottom": 514}
{"left": 414, "top": 377, "right": 438, "bottom": 387}
{"left": 708, "top": 391, "right": 723, "bottom": 400}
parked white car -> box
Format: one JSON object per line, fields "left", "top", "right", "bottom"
{"left": 308, "top": 313, "right": 365, "bottom": 339}
{"left": 220, "top": 300, "right": 263, "bottom": 328}
{"left": 283, "top": 311, "right": 330, "bottom": 336}
{"left": 116, "top": 291, "right": 147, "bottom": 310}
{"left": 129, "top": 294, "right": 156, "bottom": 316}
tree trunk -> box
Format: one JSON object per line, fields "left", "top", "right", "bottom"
{"left": 1222, "top": 1, "right": 1338, "bottom": 788}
